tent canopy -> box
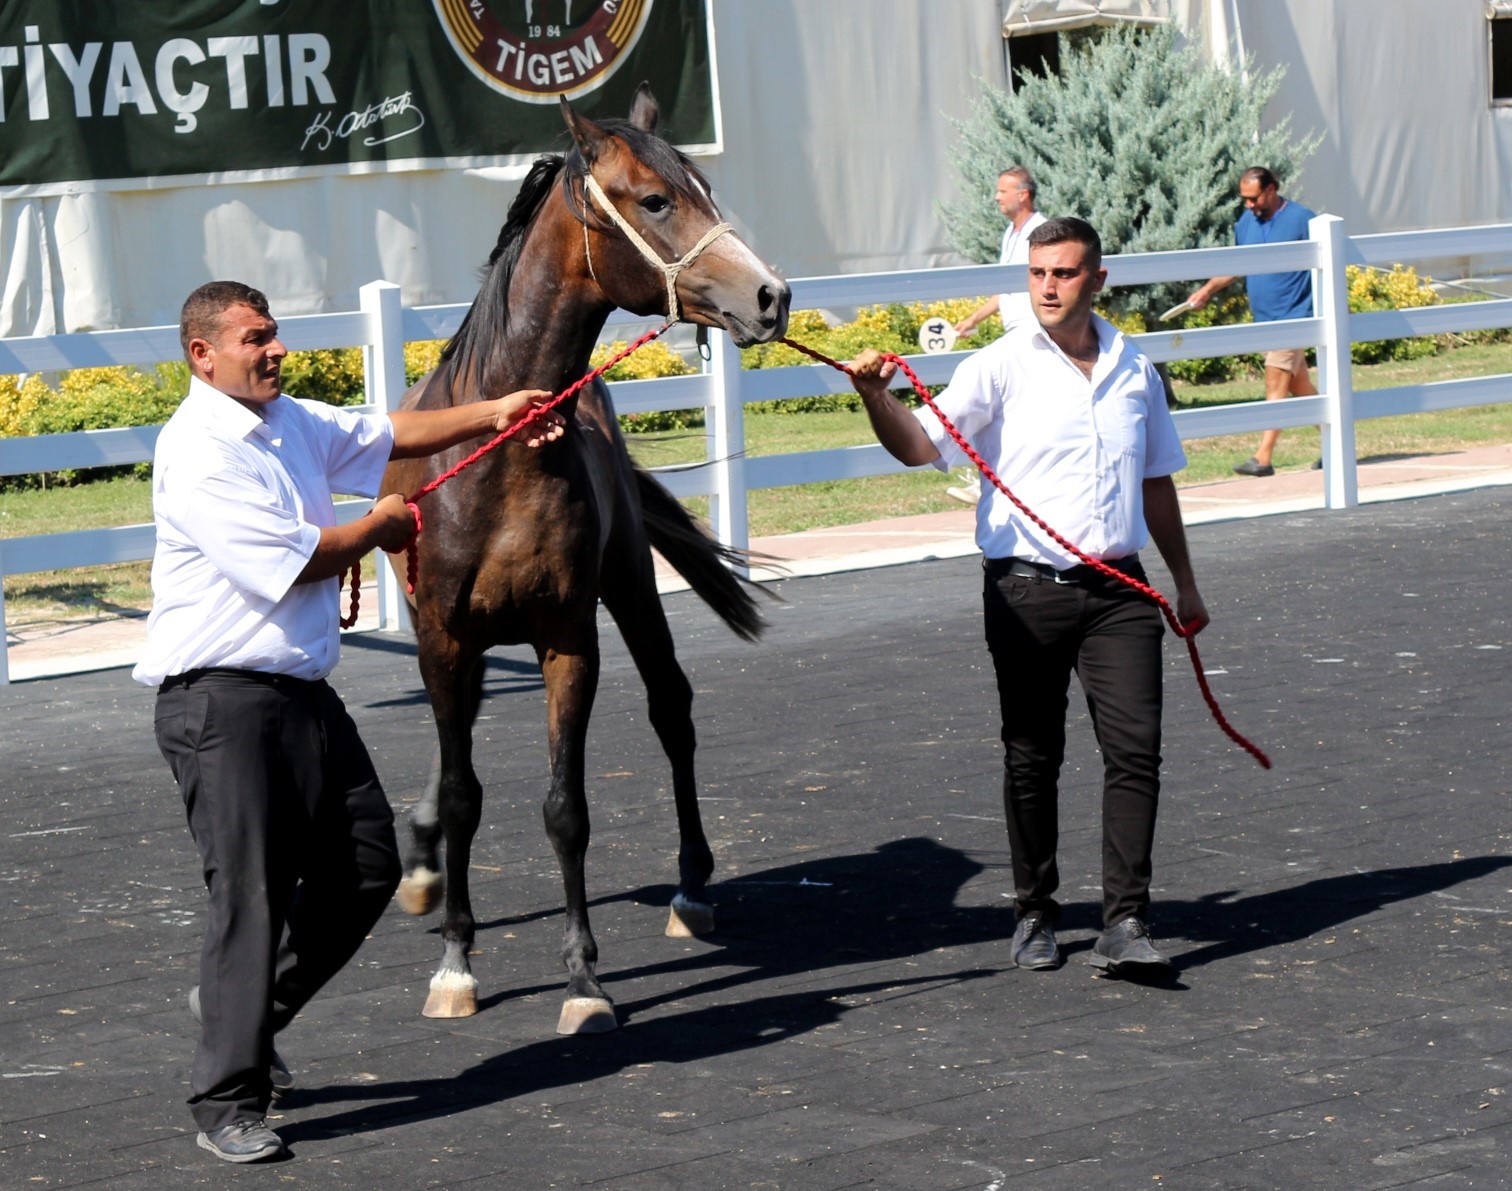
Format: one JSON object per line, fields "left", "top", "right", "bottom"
{"left": 1002, "top": 0, "right": 1171, "bottom": 36}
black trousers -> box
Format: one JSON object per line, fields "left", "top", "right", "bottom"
{"left": 982, "top": 559, "right": 1165, "bottom": 928}
{"left": 154, "top": 669, "right": 401, "bottom": 1130}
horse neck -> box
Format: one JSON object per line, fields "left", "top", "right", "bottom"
{"left": 470, "top": 193, "right": 614, "bottom": 403}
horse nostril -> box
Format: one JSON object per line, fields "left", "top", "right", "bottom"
{"left": 757, "top": 282, "right": 792, "bottom": 315}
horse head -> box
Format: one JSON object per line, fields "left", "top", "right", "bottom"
{"left": 561, "top": 84, "right": 790, "bottom": 347}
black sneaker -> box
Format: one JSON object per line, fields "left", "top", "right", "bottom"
{"left": 1311, "top": 458, "right": 1323, "bottom": 470}
{"left": 1089, "top": 917, "right": 1172, "bottom": 973}
{"left": 1010, "top": 911, "right": 1061, "bottom": 970}
{"left": 188, "top": 987, "right": 295, "bottom": 1099}
{"left": 196, "top": 1119, "right": 285, "bottom": 1163}
{"left": 1232, "top": 456, "right": 1275, "bottom": 478}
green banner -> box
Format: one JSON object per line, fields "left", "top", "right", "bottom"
{"left": 0, "top": 0, "right": 718, "bottom": 195}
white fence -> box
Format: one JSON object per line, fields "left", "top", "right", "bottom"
{"left": 3, "top": 214, "right": 1511, "bottom": 683}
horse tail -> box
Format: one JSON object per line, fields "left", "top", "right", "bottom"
{"left": 633, "top": 467, "right": 767, "bottom": 642}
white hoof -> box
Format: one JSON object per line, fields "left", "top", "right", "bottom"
{"left": 396, "top": 866, "right": 443, "bottom": 916}
{"left": 665, "top": 894, "right": 715, "bottom": 938}
{"left": 421, "top": 970, "right": 478, "bottom": 1019}
{"left": 556, "top": 997, "right": 617, "bottom": 1035}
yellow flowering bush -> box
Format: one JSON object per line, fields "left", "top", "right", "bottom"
{"left": 0, "top": 373, "right": 46, "bottom": 438}
{"left": 589, "top": 339, "right": 696, "bottom": 382}
{"left": 404, "top": 339, "right": 446, "bottom": 386}
{"left": 0, "top": 363, "right": 186, "bottom": 486}
{"left": 279, "top": 347, "right": 366, "bottom": 405}
{"left": 1346, "top": 264, "right": 1439, "bottom": 364}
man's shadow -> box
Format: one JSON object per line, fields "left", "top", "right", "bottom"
{"left": 278, "top": 844, "right": 1507, "bottom": 1144}
{"left": 1158, "top": 854, "right": 1512, "bottom": 968}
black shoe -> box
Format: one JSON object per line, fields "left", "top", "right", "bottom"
{"left": 1232, "top": 456, "right": 1275, "bottom": 478}
{"left": 1089, "top": 917, "right": 1172, "bottom": 973}
{"left": 196, "top": 1119, "right": 285, "bottom": 1163}
{"left": 189, "top": 987, "right": 295, "bottom": 1099}
{"left": 1010, "top": 911, "right": 1061, "bottom": 970}
{"left": 1310, "top": 458, "right": 1323, "bottom": 470}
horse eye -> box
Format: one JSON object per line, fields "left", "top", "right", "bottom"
{"left": 640, "top": 195, "right": 671, "bottom": 214}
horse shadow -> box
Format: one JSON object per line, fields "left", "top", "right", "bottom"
{"left": 276, "top": 843, "right": 1507, "bottom": 1143}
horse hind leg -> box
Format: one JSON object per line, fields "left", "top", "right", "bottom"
{"left": 397, "top": 663, "right": 483, "bottom": 918}
{"left": 602, "top": 574, "right": 716, "bottom": 939}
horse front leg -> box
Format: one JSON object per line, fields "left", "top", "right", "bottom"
{"left": 411, "top": 637, "right": 488, "bottom": 1019}
{"left": 602, "top": 576, "right": 715, "bottom": 938}
{"left": 538, "top": 641, "right": 616, "bottom": 1035}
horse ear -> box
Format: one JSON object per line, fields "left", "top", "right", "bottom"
{"left": 561, "top": 97, "right": 609, "bottom": 164}
{"left": 628, "top": 83, "right": 659, "bottom": 133}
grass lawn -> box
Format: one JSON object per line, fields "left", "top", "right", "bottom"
{"left": 4, "top": 340, "right": 1510, "bottom": 619}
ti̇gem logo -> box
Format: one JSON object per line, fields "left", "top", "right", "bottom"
{"left": 432, "top": 0, "right": 653, "bottom": 104}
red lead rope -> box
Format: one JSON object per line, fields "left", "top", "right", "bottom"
{"left": 780, "top": 337, "right": 1271, "bottom": 770}
{"left": 336, "top": 322, "right": 675, "bottom": 617}
{"left": 340, "top": 323, "right": 1268, "bottom": 769}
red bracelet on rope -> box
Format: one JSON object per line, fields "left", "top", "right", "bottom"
{"left": 780, "top": 337, "right": 1271, "bottom": 770}
{"left": 399, "top": 322, "right": 674, "bottom": 597}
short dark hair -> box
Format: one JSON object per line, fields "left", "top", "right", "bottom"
{"left": 1027, "top": 216, "right": 1102, "bottom": 270}
{"left": 1240, "top": 166, "right": 1279, "bottom": 191}
{"left": 179, "top": 281, "right": 271, "bottom": 360}
{"left": 1000, "top": 165, "right": 1037, "bottom": 199}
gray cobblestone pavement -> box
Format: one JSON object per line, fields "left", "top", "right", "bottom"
{"left": 1, "top": 487, "right": 1508, "bottom": 1188}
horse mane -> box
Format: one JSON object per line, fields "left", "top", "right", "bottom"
{"left": 436, "top": 119, "right": 712, "bottom": 397}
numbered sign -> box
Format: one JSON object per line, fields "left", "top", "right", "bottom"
{"left": 917, "top": 316, "right": 959, "bottom": 355}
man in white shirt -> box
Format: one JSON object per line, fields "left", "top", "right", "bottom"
{"left": 953, "top": 166, "right": 1049, "bottom": 340}
{"left": 848, "top": 219, "right": 1209, "bottom": 979}
{"left": 136, "top": 281, "right": 561, "bottom": 1163}
{"left": 947, "top": 167, "right": 1048, "bottom": 503}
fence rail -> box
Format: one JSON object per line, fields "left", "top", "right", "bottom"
{"left": 2, "top": 216, "right": 1510, "bottom": 682}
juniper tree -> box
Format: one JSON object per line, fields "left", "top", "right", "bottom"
{"left": 942, "top": 23, "right": 1320, "bottom": 322}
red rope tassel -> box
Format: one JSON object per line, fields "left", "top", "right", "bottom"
{"left": 780, "top": 337, "right": 1271, "bottom": 770}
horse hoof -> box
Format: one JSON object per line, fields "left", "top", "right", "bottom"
{"left": 556, "top": 997, "right": 617, "bottom": 1035}
{"left": 665, "top": 894, "right": 715, "bottom": 938}
{"left": 396, "top": 867, "right": 443, "bottom": 916}
{"left": 421, "top": 972, "right": 478, "bottom": 1018}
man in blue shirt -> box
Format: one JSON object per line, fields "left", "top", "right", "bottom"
{"left": 1187, "top": 167, "right": 1318, "bottom": 477}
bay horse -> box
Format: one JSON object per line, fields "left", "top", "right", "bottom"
{"left": 380, "top": 85, "right": 790, "bottom": 1035}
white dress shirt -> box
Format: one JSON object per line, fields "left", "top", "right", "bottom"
{"left": 914, "top": 314, "right": 1186, "bottom": 567}
{"left": 133, "top": 377, "right": 394, "bottom": 685}
{"left": 997, "top": 210, "right": 1048, "bottom": 331}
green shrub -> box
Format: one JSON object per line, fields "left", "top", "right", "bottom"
{"left": 1346, "top": 264, "right": 1439, "bottom": 364}
{"left": 0, "top": 363, "right": 187, "bottom": 487}
{"left": 280, "top": 347, "right": 366, "bottom": 405}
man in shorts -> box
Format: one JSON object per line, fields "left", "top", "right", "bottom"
{"left": 1187, "top": 167, "right": 1318, "bottom": 477}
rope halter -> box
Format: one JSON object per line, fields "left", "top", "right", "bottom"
{"left": 582, "top": 172, "right": 734, "bottom": 323}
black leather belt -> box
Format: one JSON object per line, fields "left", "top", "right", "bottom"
{"left": 985, "top": 553, "right": 1143, "bottom": 585}
{"left": 159, "top": 667, "right": 321, "bottom": 694}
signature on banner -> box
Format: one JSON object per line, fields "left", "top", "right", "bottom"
{"left": 301, "top": 92, "right": 425, "bottom": 153}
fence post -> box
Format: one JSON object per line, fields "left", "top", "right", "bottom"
{"left": 706, "top": 328, "right": 749, "bottom": 566}
{"left": 361, "top": 280, "right": 412, "bottom": 632}
{"left": 0, "top": 543, "right": 10, "bottom": 685}
{"left": 1311, "top": 214, "right": 1358, "bottom": 508}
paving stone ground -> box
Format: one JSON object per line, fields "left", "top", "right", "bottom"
{"left": 1, "top": 488, "right": 1509, "bottom": 1189}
